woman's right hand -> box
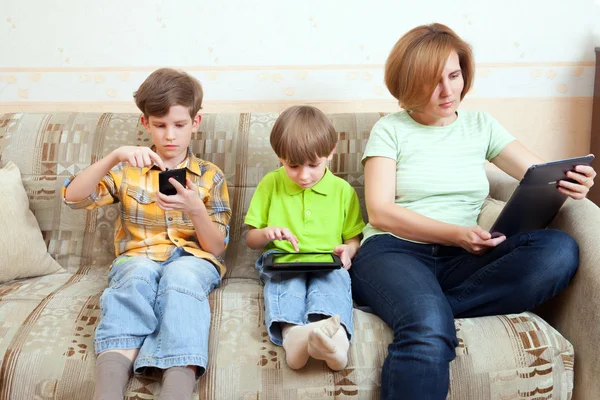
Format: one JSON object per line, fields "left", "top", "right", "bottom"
{"left": 261, "top": 226, "right": 299, "bottom": 252}
{"left": 113, "top": 146, "right": 165, "bottom": 170}
{"left": 455, "top": 226, "right": 506, "bottom": 255}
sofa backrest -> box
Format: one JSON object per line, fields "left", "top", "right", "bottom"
{"left": 0, "top": 112, "right": 381, "bottom": 281}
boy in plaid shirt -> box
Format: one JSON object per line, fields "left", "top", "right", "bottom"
{"left": 63, "top": 68, "right": 231, "bottom": 400}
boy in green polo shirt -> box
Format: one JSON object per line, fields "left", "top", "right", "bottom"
{"left": 245, "top": 105, "right": 365, "bottom": 371}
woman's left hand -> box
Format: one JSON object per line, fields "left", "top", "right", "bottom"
{"left": 558, "top": 164, "right": 597, "bottom": 200}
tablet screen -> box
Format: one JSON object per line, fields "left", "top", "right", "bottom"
{"left": 271, "top": 253, "right": 336, "bottom": 265}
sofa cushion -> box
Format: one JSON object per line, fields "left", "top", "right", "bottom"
{"left": 204, "top": 281, "right": 573, "bottom": 399}
{"left": 0, "top": 161, "right": 64, "bottom": 283}
{"left": 0, "top": 277, "right": 573, "bottom": 399}
{"left": 478, "top": 197, "right": 506, "bottom": 232}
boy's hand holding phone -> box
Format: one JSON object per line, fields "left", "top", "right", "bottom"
{"left": 157, "top": 176, "right": 208, "bottom": 216}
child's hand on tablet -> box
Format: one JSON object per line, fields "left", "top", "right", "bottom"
{"left": 262, "top": 226, "right": 300, "bottom": 252}
{"left": 333, "top": 245, "right": 355, "bottom": 270}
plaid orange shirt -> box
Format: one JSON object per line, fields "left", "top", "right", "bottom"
{"left": 62, "top": 149, "right": 231, "bottom": 275}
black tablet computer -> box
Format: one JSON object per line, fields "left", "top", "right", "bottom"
{"left": 262, "top": 252, "right": 343, "bottom": 273}
{"left": 489, "top": 155, "right": 594, "bottom": 238}
{"left": 520, "top": 155, "right": 595, "bottom": 185}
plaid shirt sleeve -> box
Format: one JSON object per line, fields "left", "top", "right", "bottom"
{"left": 201, "top": 163, "right": 232, "bottom": 245}
{"left": 62, "top": 165, "right": 121, "bottom": 210}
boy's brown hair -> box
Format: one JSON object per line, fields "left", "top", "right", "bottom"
{"left": 134, "top": 68, "right": 203, "bottom": 119}
{"left": 384, "top": 23, "right": 474, "bottom": 111}
{"left": 270, "top": 105, "right": 337, "bottom": 165}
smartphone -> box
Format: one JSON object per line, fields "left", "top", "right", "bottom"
{"left": 263, "top": 252, "right": 342, "bottom": 273}
{"left": 159, "top": 168, "right": 187, "bottom": 195}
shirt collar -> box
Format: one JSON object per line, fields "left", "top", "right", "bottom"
{"left": 141, "top": 147, "right": 202, "bottom": 176}
{"left": 279, "top": 166, "right": 333, "bottom": 196}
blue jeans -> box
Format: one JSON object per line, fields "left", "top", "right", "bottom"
{"left": 349, "top": 230, "right": 578, "bottom": 400}
{"left": 94, "top": 248, "right": 221, "bottom": 375}
{"left": 256, "top": 252, "right": 354, "bottom": 345}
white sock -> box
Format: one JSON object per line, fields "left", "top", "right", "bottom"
{"left": 281, "top": 317, "right": 335, "bottom": 369}
{"left": 307, "top": 315, "right": 349, "bottom": 371}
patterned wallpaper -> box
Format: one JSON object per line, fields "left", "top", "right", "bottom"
{"left": 0, "top": 0, "right": 597, "bottom": 108}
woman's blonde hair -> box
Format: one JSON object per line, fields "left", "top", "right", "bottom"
{"left": 384, "top": 23, "right": 474, "bottom": 111}
{"left": 270, "top": 105, "right": 337, "bottom": 165}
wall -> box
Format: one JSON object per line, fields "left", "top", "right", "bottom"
{"left": 0, "top": 0, "right": 597, "bottom": 159}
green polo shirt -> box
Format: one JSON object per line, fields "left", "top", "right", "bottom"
{"left": 245, "top": 167, "right": 365, "bottom": 253}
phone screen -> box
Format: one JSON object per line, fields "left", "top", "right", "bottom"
{"left": 271, "top": 253, "right": 335, "bottom": 264}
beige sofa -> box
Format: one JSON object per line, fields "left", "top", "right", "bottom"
{"left": 0, "top": 111, "right": 599, "bottom": 400}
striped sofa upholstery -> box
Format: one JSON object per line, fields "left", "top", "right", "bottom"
{"left": 0, "top": 112, "right": 591, "bottom": 399}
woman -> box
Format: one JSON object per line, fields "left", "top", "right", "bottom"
{"left": 349, "top": 23, "right": 596, "bottom": 400}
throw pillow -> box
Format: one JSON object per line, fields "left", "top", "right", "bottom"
{"left": 0, "top": 161, "right": 64, "bottom": 283}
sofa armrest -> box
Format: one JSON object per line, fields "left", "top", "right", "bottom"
{"left": 488, "top": 165, "right": 600, "bottom": 399}
{"left": 542, "top": 198, "right": 600, "bottom": 400}
{"left": 485, "top": 164, "right": 519, "bottom": 202}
